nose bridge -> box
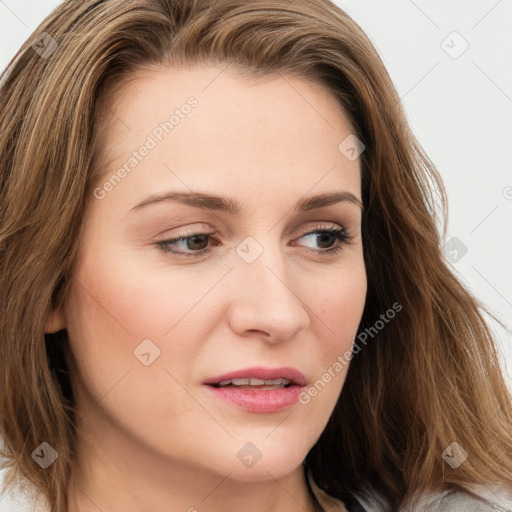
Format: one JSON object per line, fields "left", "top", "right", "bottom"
{"left": 228, "top": 235, "right": 310, "bottom": 341}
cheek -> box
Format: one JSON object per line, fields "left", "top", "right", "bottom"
{"left": 63, "top": 250, "right": 226, "bottom": 401}
{"left": 69, "top": 245, "right": 224, "bottom": 340}
{"left": 63, "top": 258, "right": 218, "bottom": 445}
{"left": 312, "top": 262, "right": 367, "bottom": 350}
{"left": 293, "top": 262, "right": 366, "bottom": 414}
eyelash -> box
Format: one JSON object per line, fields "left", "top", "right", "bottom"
{"left": 155, "top": 224, "right": 354, "bottom": 259}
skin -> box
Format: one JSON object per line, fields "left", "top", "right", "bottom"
{"left": 45, "top": 65, "right": 367, "bottom": 512}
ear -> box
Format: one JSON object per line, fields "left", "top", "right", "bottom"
{"left": 44, "top": 305, "right": 66, "bottom": 334}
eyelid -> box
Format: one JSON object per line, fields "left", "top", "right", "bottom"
{"left": 294, "top": 221, "right": 344, "bottom": 237}
{"left": 157, "top": 223, "right": 215, "bottom": 238}
{"left": 155, "top": 220, "right": 355, "bottom": 259}
{"left": 161, "top": 221, "right": 346, "bottom": 242}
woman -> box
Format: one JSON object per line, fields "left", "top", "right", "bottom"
{"left": 1, "top": 1, "right": 511, "bottom": 511}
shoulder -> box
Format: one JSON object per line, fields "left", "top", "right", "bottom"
{"left": 356, "top": 482, "right": 512, "bottom": 512}
{"left": 408, "top": 483, "right": 512, "bottom": 512}
{"left": 306, "top": 469, "right": 512, "bottom": 512}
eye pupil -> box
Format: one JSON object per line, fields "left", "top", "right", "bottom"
{"left": 316, "top": 232, "right": 336, "bottom": 249}
{"left": 187, "top": 234, "right": 209, "bottom": 251}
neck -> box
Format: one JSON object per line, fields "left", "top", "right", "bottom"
{"left": 67, "top": 408, "right": 321, "bottom": 512}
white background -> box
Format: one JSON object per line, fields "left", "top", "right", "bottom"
{"left": 1, "top": 1, "right": 511, "bottom": 510}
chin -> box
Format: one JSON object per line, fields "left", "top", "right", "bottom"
{"left": 211, "top": 442, "right": 307, "bottom": 482}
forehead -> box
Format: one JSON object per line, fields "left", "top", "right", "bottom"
{"left": 92, "top": 65, "right": 362, "bottom": 211}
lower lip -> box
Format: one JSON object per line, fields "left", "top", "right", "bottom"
{"left": 203, "top": 384, "right": 306, "bottom": 413}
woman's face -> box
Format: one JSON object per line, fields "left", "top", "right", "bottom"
{"left": 47, "top": 65, "right": 366, "bottom": 482}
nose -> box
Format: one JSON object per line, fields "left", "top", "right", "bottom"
{"left": 227, "top": 244, "right": 311, "bottom": 343}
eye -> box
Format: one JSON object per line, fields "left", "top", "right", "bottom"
{"left": 155, "top": 223, "right": 354, "bottom": 258}
{"left": 156, "top": 232, "right": 218, "bottom": 257}
{"left": 293, "top": 225, "right": 352, "bottom": 255}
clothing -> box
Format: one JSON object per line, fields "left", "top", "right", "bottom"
{"left": 307, "top": 471, "right": 348, "bottom": 511}
{"left": 306, "top": 469, "right": 512, "bottom": 512}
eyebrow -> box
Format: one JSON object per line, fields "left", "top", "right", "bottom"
{"left": 130, "top": 190, "right": 362, "bottom": 214}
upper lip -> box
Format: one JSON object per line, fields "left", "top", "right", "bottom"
{"left": 203, "top": 366, "right": 307, "bottom": 386}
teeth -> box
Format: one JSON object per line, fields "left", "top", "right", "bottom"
{"left": 217, "top": 378, "right": 292, "bottom": 387}
{"left": 232, "top": 378, "right": 251, "bottom": 385}
{"left": 266, "top": 379, "right": 286, "bottom": 385}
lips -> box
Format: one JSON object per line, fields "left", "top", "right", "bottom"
{"left": 202, "top": 366, "right": 307, "bottom": 413}
{"left": 215, "top": 377, "right": 291, "bottom": 389}
{"left": 202, "top": 366, "right": 307, "bottom": 387}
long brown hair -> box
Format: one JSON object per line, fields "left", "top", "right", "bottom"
{"left": 1, "top": 1, "right": 511, "bottom": 510}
